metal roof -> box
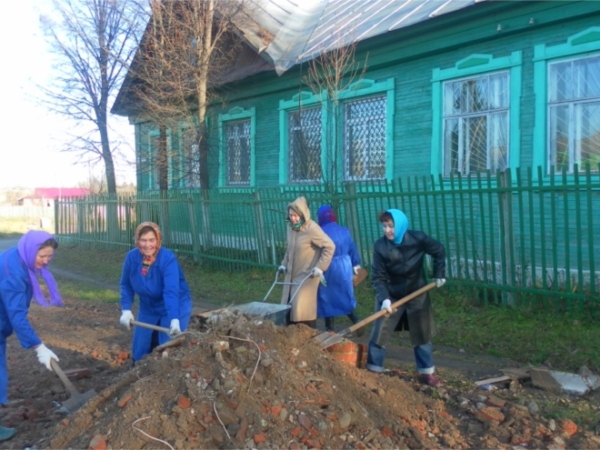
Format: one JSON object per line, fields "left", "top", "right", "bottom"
{"left": 242, "top": 0, "right": 486, "bottom": 75}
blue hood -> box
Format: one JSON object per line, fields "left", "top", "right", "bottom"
{"left": 387, "top": 209, "right": 408, "bottom": 244}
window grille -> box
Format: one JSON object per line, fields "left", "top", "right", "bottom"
{"left": 289, "top": 107, "right": 322, "bottom": 182}
{"left": 343, "top": 95, "right": 386, "bottom": 181}
{"left": 443, "top": 72, "right": 509, "bottom": 176}
{"left": 225, "top": 119, "right": 251, "bottom": 185}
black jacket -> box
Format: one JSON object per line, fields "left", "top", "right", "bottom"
{"left": 371, "top": 230, "right": 445, "bottom": 346}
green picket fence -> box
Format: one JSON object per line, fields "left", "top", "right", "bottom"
{"left": 55, "top": 165, "right": 600, "bottom": 309}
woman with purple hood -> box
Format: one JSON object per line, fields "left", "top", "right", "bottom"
{"left": 316, "top": 205, "right": 362, "bottom": 332}
{"left": 0, "top": 230, "right": 63, "bottom": 441}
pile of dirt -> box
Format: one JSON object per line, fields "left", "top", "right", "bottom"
{"left": 45, "top": 309, "right": 598, "bottom": 449}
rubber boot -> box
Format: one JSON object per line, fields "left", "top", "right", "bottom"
{"left": 0, "top": 425, "right": 16, "bottom": 441}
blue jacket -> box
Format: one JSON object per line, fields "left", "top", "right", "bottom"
{"left": 317, "top": 222, "right": 361, "bottom": 318}
{"left": 0, "top": 248, "right": 42, "bottom": 348}
{"left": 120, "top": 247, "right": 192, "bottom": 322}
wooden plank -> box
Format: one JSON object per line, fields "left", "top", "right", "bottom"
{"left": 474, "top": 375, "right": 511, "bottom": 386}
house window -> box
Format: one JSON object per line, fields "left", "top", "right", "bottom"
{"left": 548, "top": 55, "right": 600, "bottom": 173}
{"left": 147, "top": 132, "right": 161, "bottom": 190}
{"left": 442, "top": 72, "right": 509, "bottom": 176}
{"left": 343, "top": 94, "right": 386, "bottom": 180}
{"left": 225, "top": 119, "right": 251, "bottom": 185}
{"left": 432, "top": 52, "right": 522, "bottom": 177}
{"left": 218, "top": 106, "right": 255, "bottom": 189}
{"left": 534, "top": 27, "right": 600, "bottom": 175}
{"left": 289, "top": 107, "right": 322, "bottom": 182}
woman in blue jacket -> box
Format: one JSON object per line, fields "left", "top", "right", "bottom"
{"left": 119, "top": 222, "right": 192, "bottom": 362}
{"left": 316, "top": 205, "right": 362, "bottom": 332}
{"left": 0, "top": 230, "right": 63, "bottom": 441}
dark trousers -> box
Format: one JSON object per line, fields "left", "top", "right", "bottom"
{"left": 324, "top": 311, "right": 360, "bottom": 331}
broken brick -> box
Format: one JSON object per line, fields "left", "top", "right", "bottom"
{"left": 485, "top": 395, "right": 507, "bottom": 408}
{"left": 475, "top": 407, "right": 505, "bottom": 424}
{"left": 88, "top": 434, "right": 107, "bottom": 450}
{"left": 254, "top": 433, "right": 267, "bottom": 444}
{"left": 177, "top": 394, "right": 191, "bottom": 409}
{"left": 560, "top": 419, "right": 578, "bottom": 437}
{"left": 117, "top": 394, "right": 133, "bottom": 409}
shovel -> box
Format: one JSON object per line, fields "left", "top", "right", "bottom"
{"left": 313, "top": 282, "right": 437, "bottom": 349}
{"left": 130, "top": 320, "right": 171, "bottom": 334}
{"left": 50, "top": 359, "right": 97, "bottom": 414}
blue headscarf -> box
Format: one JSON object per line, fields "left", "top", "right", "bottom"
{"left": 17, "top": 230, "right": 62, "bottom": 307}
{"left": 386, "top": 209, "right": 409, "bottom": 245}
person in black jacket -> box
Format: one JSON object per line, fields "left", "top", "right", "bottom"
{"left": 366, "top": 209, "right": 446, "bottom": 386}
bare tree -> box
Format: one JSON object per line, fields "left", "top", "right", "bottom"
{"left": 302, "top": 42, "right": 367, "bottom": 190}
{"left": 129, "top": 0, "right": 255, "bottom": 191}
{"left": 40, "top": 0, "right": 144, "bottom": 195}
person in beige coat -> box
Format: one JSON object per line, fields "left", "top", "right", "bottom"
{"left": 279, "top": 197, "right": 335, "bottom": 328}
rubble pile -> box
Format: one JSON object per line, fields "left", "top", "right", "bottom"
{"left": 48, "top": 310, "right": 597, "bottom": 449}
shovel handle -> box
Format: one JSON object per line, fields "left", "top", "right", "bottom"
{"left": 50, "top": 359, "right": 81, "bottom": 398}
{"left": 347, "top": 282, "right": 437, "bottom": 334}
{"left": 131, "top": 320, "right": 171, "bottom": 334}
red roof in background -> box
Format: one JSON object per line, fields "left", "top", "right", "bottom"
{"left": 32, "top": 188, "right": 91, "bottom": 198}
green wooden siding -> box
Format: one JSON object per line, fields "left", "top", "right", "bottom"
{"left": 132, "top": 2, "right": 600, "bottom": 191}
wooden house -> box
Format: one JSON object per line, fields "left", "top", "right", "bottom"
{"left": 113, "top": 0, "right": 600, "bottom": 192}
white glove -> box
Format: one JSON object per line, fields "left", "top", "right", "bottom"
{"left": 353, "top": 265, "right": 361, "bottom": 275}
{"left": 381, "top": 299, "right": 393, "bottom": 314}
{"left": 435, "top": 278, "right": 446, "bottom": 288}
{"left": 35, "top": 343, "right": 59, "bottom": 371}
{"left": 170, "top": 319, "right": 181, "bottom": 337}
{"left": 277, "top": 265, "right": 286, "bottom": 273}
{"left": 311, "top": 267, "right": 323, "bottom": 278}
{"left": 120, "top": 310, "right": 134, "bottom": 330}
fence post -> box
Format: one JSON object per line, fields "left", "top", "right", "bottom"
{"left": 187, "top": 195, "right": 200, "bottom": 263}
{"left": 200, "top": 190, "right": 213, "bottom": 249}
{"left": 253, "top": 191, "right": 268, "bottom": 264}
{"left": 77, "top": 199, "right": 84, "bottom": 242}
{"left": 344, "top": 183, "right": 364, "bottom": 262}
{"left": 498, "top": 170, "right": 515, "bottom": 306}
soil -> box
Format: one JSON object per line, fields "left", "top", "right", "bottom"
{"left": 1, "top": 297, "right": 599, "bottom": 450}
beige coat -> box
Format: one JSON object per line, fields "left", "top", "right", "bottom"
{"left": 280, "top": 197, "right": 335, "bottom": 322}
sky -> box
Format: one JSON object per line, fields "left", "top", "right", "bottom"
{"left": 0, "top": 1, "right": 136, "bottom": 190}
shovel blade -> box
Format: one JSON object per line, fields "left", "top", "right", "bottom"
{"left": 318, "top": 333, "right": 347, "bottom": 349}
{"left": 312, "top": 331, "right": 334, "bottom": 344}
{"left": 60, "top": 389, "right": 97, "bottom": 414}
{"left": 313, "top": 326, "right": 352, "bottom": 348}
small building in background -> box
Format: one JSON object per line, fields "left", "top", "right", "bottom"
{"left": 18, "top": 187, "right": 91, "bottom": 208}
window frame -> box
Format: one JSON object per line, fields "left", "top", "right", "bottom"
{"left": 338, "top": 79, "right": 395, "bottom": 182}
{"left": 218, "top": 106, "right": 256, "bottom": 191}
{"left": 534, "top": 27, "right": 600, "bottom": 175}
{"left": 279, "top": 91, "right": 325, "bottom": 185}
{"left": 144, "top": 129, "right": 172, "bottom": 191}
{"left": 431, "top": 51, "right": 522, "bottom": 177}
{"left": 278, "top": 79, "right": 395, "bottom": 186}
